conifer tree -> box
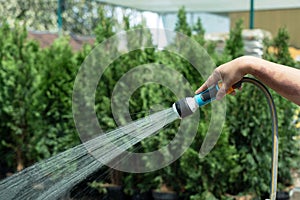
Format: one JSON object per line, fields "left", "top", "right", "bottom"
{"left": 175, "top": 7, "right": 192, "bottom": 37}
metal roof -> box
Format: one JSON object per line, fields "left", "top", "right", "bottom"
{"left": 97, "top": 0, "right": 300, "bottom": 13}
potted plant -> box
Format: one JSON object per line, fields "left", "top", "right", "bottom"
{"left": 123, "top": 172, "right": 154, "bottom": 200}
{"left": 104, "top": 169, "right": 127, "bottom": 200}
{"left": 89, "top": 179, "right": 128, "bottom": 200}
{"left": 88, "top": 168, "right": 127, "bottom": 200}
{"left": 151, "top": 165, "right": 180, "bottom": 200}
{"left": 88, "top": 181, "right": 109, "bottom": 199}
{"left": 152, "top": 179, "right": 178, "bottom": 200}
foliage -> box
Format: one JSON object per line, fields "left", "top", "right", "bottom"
{"left": 192, "top": 17, "right": 217, "bottom": 57}
{"left": 94, "top": 6, "right": 115, "bottom": 44}
{"left": 213, "top": 19, "right": 244, "bottom": 67}
{"left": 88, "top": 181, "right": 108, "bottom": 194}
{"left": 224, "top": 25, "right": 300, "bottom": 197}
{"left": 175, "top": 7, "right": 192, "bottom": 37}
{"left": 0, "top": 0, "right": 58, "bottom": 31}
{"left": 264, "top": 27, "right": 297, "bottom": 67}
{"left": 192, "top": 17, "right": 205, "bottom": 46}
{"left": 0, "top": 0, "right": 99, "bottom": 35}
{"left": 0, "top": 22, "right": 40, "bottom": 171}
{"left": 121, "top": 9, "right": 242, "bottom": 200}
{"left": 223, "top": 19, "right": 244, "bottom": 59}
{"left": 33, "top": 36, "right": 81, "bottom": 158}
{"left": 94, "top": 14, "right": 299, "bottom": 199}
{"left": 0, "top": 0, "right": 143, "bottom": 35}
{"left": 263, "top": 27, "right": 300, "bottom": 189}
{"left": 0, "top": 6, "right": 299, "bottom": 200}
{"left": 0, "top": 21, "right": 81, "bottom": 174}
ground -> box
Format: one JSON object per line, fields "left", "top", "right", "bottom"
{"left": 291, "top": 168, "right": 300, "bottom": 200}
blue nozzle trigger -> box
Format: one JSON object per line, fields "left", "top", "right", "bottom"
{"left": 194, "top": 84, "right": 220, "bottom": 107}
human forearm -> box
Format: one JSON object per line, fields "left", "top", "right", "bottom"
{"left": 246, "top": 56, "right": 300, "bottom": 105}
{"left": 195, "top": 56, "right": 300, "bottom": 105}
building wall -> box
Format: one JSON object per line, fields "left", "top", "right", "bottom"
{"left": 229, "top": 9, "right": 300, "bottom": 48}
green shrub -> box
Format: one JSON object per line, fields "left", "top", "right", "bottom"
{"left": 1, "top": 7, "right": 298, "bottom": 200}
{"left": 0, "top": 21, "right": 81, "bottom": 173}
{"left": 0, "top": 21, "right": 40, "bottom": 171}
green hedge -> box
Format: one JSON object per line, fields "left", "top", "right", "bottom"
{"left": 0, "top": 6, "right": 299, "bottom": 200}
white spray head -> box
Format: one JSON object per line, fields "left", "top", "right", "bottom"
{"left": 172, "top": 97, "right": 199, "bottom": 119}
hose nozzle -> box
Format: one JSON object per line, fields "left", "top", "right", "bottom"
{"left": 173, "top": 81, "right": 242, "bottom": 119}
{"left": 172, "top": 97, "right": 199, "bottom": 118}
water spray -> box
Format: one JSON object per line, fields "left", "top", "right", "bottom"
{"left": 173, "top": 77, "right": 279, "bottom": 200}
{"left": 0, "top": 76, "right": 279, "bottom": 200}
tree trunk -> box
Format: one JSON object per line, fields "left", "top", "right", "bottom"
{"left": 16, "top": 148, "right": 24, "bottom": 171}
{"left": 110, "top": 169, "right": 122, "bottom": 185}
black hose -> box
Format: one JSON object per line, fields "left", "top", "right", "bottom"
{"left": 240, "top": 77, "right": 278, "bottom": 200}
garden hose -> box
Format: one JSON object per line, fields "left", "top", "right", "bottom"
{"left": 173, "top": 77, "right": 279, "bottom": 200}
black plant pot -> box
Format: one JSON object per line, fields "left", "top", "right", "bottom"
{"left": 276, "top": 191, "right": 289, "bottom": 200}
{"left": 105, "top": 185, "right": 127, "bottom": 200}
{"left": 152, "top": 191, "right": 178, "bottom": 200}
{"left": 70, "top": 180, "right": 104, "bottom": 200}
{"left": 131, "top": 191, "right": 153, "bottom": 200}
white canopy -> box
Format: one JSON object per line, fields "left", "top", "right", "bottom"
{"left": 96, "top": 0, "right": 300, "bottom": 13}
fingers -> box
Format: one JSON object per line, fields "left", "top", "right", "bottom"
{"left": 195, "top": 70, "right": 222, "bottom": 94}
{"left": 216, "top": 83, "right": 228, "bottom": 100}
{"left": 194, "top": 84, "right": 208, "bottom": 94}
{"left": 217, "top": 84, "right": 242, "bottom": 100}
{"left": 230, "top": 90, "right": 237, "bottom": 96}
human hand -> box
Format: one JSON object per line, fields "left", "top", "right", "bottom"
{"left": 195, "top": 56, "right": 252, "bottom": 100}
